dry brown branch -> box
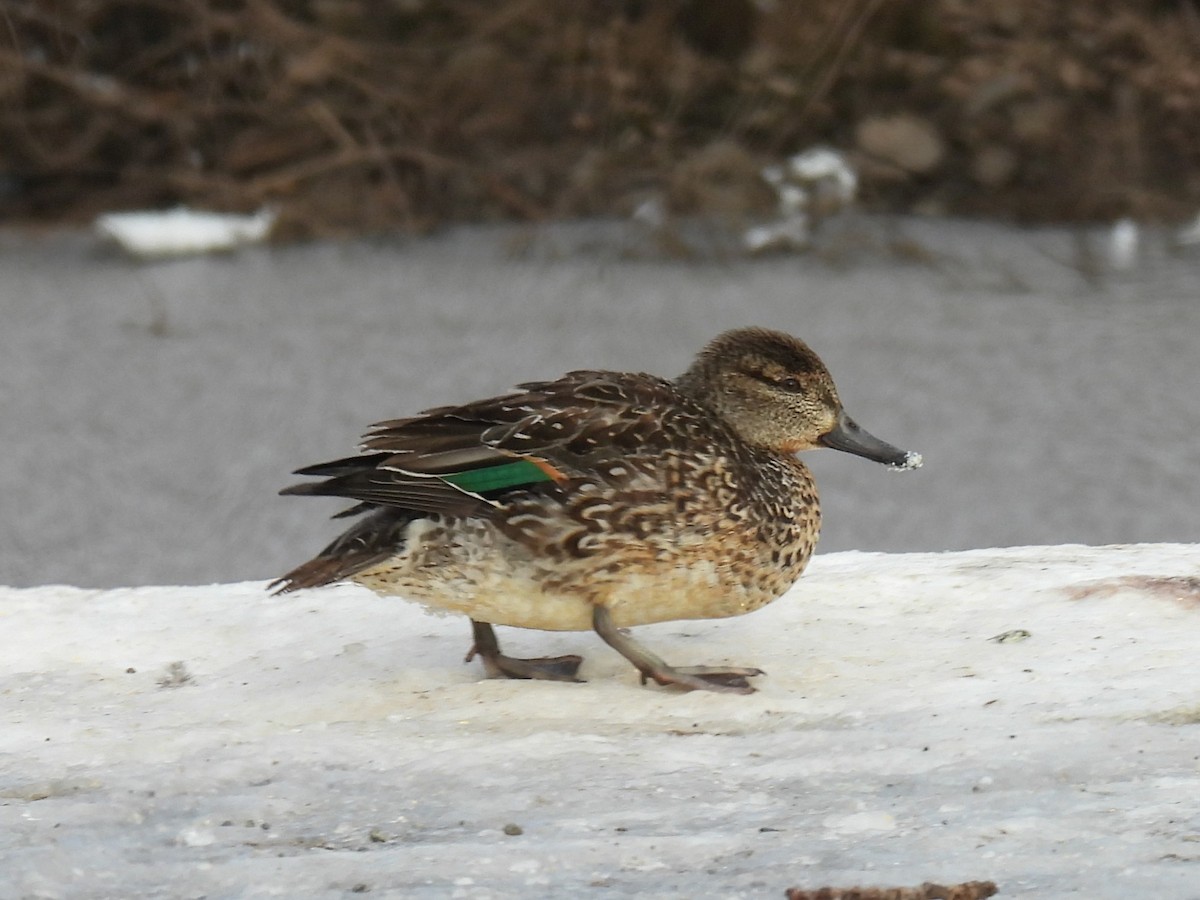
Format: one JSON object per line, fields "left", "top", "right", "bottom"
{"left": 792, "top": 0, "right": 890, "bottom": 132}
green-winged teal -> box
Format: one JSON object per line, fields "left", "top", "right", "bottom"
{"left": 273, "top": 327, "right": 921, "bottom": 694}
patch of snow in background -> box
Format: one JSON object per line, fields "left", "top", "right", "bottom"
{"left": 746, "top": 147, "right": 857, "bottom": 253}
{"left": 3, "top": 545, "right": 1199, "bottom": 898}
{"left": 94, "top": 206, "right": 276, "bottom": 257}
{"left": 1109, "top": 218, "right": 1139, "bottom": 270}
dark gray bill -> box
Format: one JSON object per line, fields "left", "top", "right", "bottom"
{"left": 819, "top": 410, "right": 922, "bottom": 470}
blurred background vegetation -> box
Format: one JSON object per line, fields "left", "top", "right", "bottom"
{"left": 3, "top": 0, "right": 1199, "bottom": 238}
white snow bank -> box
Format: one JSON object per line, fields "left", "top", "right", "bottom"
{"left": 94, "top": 206, "right": 276, "bottom": 257}
{"left": 3, "top": 545, "right": 1199, "bottom": 899}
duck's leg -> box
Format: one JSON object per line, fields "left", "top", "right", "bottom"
{"left": 465, "top": 620, "right": 585, "bottom": 682}
{"left": 591, "top": 606, "right": 762, "bottom": 695}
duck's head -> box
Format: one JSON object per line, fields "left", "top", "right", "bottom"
{"left": 676, "top": 327, "right": 922, "bottom": 469}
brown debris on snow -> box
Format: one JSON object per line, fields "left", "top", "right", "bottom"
{"left": 1066, "top": 575, "right": 1200, "bottom": 609}
{"left": 785, "top": 881, "right": 999, "bottom": 900}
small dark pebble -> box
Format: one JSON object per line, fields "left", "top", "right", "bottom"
{"left": 503, "top": 823, "right": 523, "bottom": 836}
{"left": 351, "top": 885, "right": 369, "bottom": 894}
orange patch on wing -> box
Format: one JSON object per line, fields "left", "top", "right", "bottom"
{"left": 526, "top": 456, "right": 569, "bottom": 482}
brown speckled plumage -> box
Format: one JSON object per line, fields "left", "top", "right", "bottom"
{"left": 274, "top": 327, "right": 919, "bottom": 693}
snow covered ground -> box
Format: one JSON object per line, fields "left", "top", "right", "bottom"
{"left": 4, "top": 544, "right": 1199, "bottom": 899}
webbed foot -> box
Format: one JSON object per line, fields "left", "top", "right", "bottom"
{"left": 637, "top": 664, "right": 763, "bottom": 694}
{"left": 466, "top": 620, "right": 584, "bottom": 683}
{"left": 592, "top": 606, "right": 763, "bottom": 695}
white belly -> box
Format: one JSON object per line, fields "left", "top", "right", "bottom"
{"left": 351, "top": 517, "right": 797, "bottom": 631}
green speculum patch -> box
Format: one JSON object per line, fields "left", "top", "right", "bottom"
{"left": 440, "top": 459, "right": 554, "bottom": 494}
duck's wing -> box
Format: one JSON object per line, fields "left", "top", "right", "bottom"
{"left": 279, "top": 370, "right": 678, "bottom": 518}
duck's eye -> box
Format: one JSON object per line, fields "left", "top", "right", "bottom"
{"left": 749, "top": 370, "right": 805, "bottom": 392}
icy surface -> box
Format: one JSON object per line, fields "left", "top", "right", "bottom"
{"left": 4, "top": 545, "right": 1200, "bottom": 899}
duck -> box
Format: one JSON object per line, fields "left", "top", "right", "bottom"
{"left": 272, "top": 327, "right": 921, "bottom": 694}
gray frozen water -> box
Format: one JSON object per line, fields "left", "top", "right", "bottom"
{"left": 2, "top": 216, "right": 1199, "bottom": 588}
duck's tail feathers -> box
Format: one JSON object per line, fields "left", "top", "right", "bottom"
{"left": 269, "top": 508, "right": 420, "bottom": 594}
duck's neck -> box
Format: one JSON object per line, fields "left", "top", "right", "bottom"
{"left": 672, "top": 366, "right": 714, "bottom": 404}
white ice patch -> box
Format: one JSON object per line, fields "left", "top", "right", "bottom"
{"left": 746, "top": 146, "right": 857, "bottom": 253}
{"left": 95, "top": 206, "right": 276, "bottom": 258}
{"left": 786, "top": 146, "right": 858, "bottom": 203}
{"left": 743, "top": 215, "right": 811, "bottom": 253}
{"left": 1108, "top": 217, "right": 1139, "bottom": 270}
